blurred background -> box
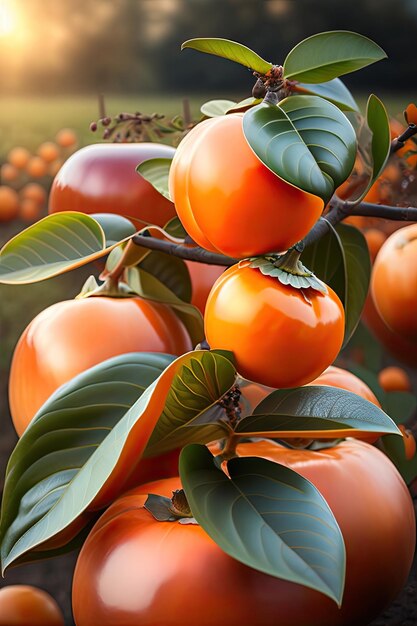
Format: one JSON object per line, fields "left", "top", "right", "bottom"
{"left": 1, "top": 1, "right": 417, "bottom": 623}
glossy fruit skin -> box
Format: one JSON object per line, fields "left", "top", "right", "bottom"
{"left": 72, "top": 439, "right": 415, "bottom": 626}
{"left": 185, "top": 260, "right": 224, "bottom": 313}
{"left": 9, "top": 296, "right": 192, "bottom": 435}
{"left": 205, "top": 264, "right": 345, "bottom": 388}
{"left": 169, "top": 114, "right": 324, "bottom": 258}
{"left": 49, "top": 143, "right": 176, "bottom": 227}
{"left": 371, "top": 224, "right": 417, "bottom": 340}
{"left": 0, "top": 585, "right": 64, "bottom": 626}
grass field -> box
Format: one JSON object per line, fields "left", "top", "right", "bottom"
{"left": 1, "top": 92, "right": 416, "bottom": 159}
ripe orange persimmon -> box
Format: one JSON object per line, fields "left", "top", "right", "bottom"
{"left": 7, "top": 147, "right": 31, "bottom": 169}
{"left": 378, "top": 366, "right": 412, "bottom": 392}
{"left": 19, "top": 198, "right": 42, "bottom": 223}
{"left": 399, "top": 425, "right": 417, "bottom": 460}
{"left": 0, "top": 586, "right": 64, "bottom": 626}
{"left": 205, "top": 264, "right": 344, "bottom": 388}
{"left": 37, "top": 141, "right": 60, "bottom": 163}
{"left": 49, "top": 143, "right": 177, "bottom": 227}
{"left": 72, "top": 440, "right": 415, "bottom": 626}
{"left": 0, "top": 185, "right": 19, "bottom": 222}
{"left": 56, "top": 128, "right": 77, "bottom": 148}
{"left": 185, "top": 261, "right": 224, "bottom": 313}
{"left": 26, "top": 156, "right": 48, "bottom": 178}
{"left": 9, "top": 296, "right": 192, "bottom": 435}
{"left": 169, "top": 114, "right": 324, "bottom": 257}
{"left": 371, "top": 224, "right": 417, "bottom": 340}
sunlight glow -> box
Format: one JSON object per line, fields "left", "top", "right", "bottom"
{"left": 0, "top": 0, "right": 17, "bottom": 37}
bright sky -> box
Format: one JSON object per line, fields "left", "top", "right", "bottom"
{"left": 0, "top": 0, "right": 17, "bottom": 37}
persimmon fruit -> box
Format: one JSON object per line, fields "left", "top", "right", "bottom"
{"left": 56, "top": 128, "right": 77, "bottom": 148}
{"left": 378, "top": 366, "right": 412, "bottom": 392}
{"left": 1, "top": 162, "right": 19, "bottom": 182}
{"left": 26, "top": 156, "right": 48, "bottom": 178}
{"left": 9, "top": 296, "right": 192, "bottom": 435}
{"left": 205, "top": 264, "right": 344, "bottom": 388}
{"left": 0, "top": 185, "right": 19, "bottom": 222}
{"left": 37, "top": 141, "right": 60, "bottom": 163}
{"left": 48, "top": 143, "right": 177, "bottom": 227}
{"left": 7, "top": 147, "right": 30, "bottom": 169}
{"left": 0, "top": 585, "right": 64, "bottom": 626}
{"left": 169, "top": 114, "right": 324, "bottom": 258}
{"left": 371, "top": 224, "right": 417, "bottom": 340}
{"left": 20, "top": 182, "right": 47, "bottom": 206}
{"left": 72, "top": 439, "right": 415, "bottom": 626}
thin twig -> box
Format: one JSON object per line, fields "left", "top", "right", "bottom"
{"left": 132, "top": 234, "right": 236, "bottom": 266}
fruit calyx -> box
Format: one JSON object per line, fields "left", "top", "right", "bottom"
{"left": 252, "top": 65, "right": 291, "bottom": 105}
{"left": 244, "top": 245, "right": 327, "bottom": 294}
{"left": 77, "top": 275, "right": 134, "bottom": 299}
{"left": 145, "top": 491, "right": 197, "bottom": 524}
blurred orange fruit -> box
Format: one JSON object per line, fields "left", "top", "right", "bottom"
{"left": 48, "top": 159, "right": 64, "bottom": 177}
{"left": 19, "top": 198, "right": 42, "bottom": 223}
{"left": 0, "top": 585, "right": 64, "bottom": 626}
{"left": 378, "top": 366, "right": 412, "bottom": 393}
{"left": 8, "top": 146, "right": 31, "bottom": 169}
{"left": 0, "top": 185, "right": 19, "bottom": 222}
{"left": 37, "top": 141, "right": 60, "bottom": 163}
{"left": 399, "top": 425, "right": 416, "bottom": 461}
{"left": 405, "top": 103, "right": 417, "bottom": 126}
{"left": 21, "top": 182, "right": 47, "bottom": 206}
{"left": 56, "top": 128, "right": 77, "bottom": 147}
{"left": 1, "top": 162, "right": 19, "bottom": 182}
{"left": 26, "top": 156, "right": 48, "bottom": 178}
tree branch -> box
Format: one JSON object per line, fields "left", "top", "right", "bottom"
{"left": 390, "top": 123, "right": 417, "bottom": 155}
{"left": 132, "top": 234, "right": 236, "bottom": 266}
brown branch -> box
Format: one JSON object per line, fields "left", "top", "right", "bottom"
{"left": 390, "top": 123, "right": 417, "bottom": 155}
{"left": 132, "top": 234, "right": 236, "bottom": 266}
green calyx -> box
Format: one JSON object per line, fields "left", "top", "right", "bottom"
{"left": 246, "top": 246, "right": 327, "bottom": 294}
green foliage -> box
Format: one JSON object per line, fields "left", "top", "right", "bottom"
{"left": 0, "top": 350, "right": 235, "bottom": 571}
{"left": 0, "top": 213, "right": 131, "bottom": 285}
{"left": 139, "top": 250, "right": 192, "bottom": 303}
{"left": 235, "top": 386, "right": 399, "bottom": 437}
{"left": 283, "top": 31, "right": 387, "bottom": 83}
{"left": 243, "top": 96, "right": 356, "bottom": 203}
{"left": 294, "top": 78, "right": 358, "bottom": 112}
{"left": 136, "top": 158, "right": 173, "bottom": 201}
{"left": 180, "top": 444, "right": 346, "bottom": 605}
{"left": 181, "top": 38, "right": 272, "bottom": 74}
{"left": 200, "top": 99, "right": 236, "bottom": 117}
{"left": 91, "top": 213, "right": 136, "bottom": 244}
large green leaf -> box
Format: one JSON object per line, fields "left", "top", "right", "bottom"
{"left": 139, "top": 250, "right": 192, "bottom": 303}
{"left": 145, "top": 351, "right": 236, "bottom": 457}
{"left": 283, "top": 31, "right": 387, "bottom": 83}
{"left": 136, "top": 158, "right": 173, "bottom": 202}
{"left": 302, "top": 223, "right": 371, "bottom": 346}
{"left": 181, "top": 38, "right": 272, "bottom": 74}
{"left": 335, "top": 223, "right": 371, "bottom": 345}
{"left": 126, "top": 266, "right": 203, "bottom": 345}
{"left": 294, "top": 78, "right": 358, "bottom": 112}
{"left": 0, "top": 352, "right": 174, "bottom": 569}
{"left": 383, "top": 391, "right": 417, "bottom": 426}
{"left": 243, "top": 96, "right": 356, "bottom": 203}
{"left": 201, "top": 99, "right": 236, "bottom": 117}
{"left": 0, "top": 350, "right": 234, "bottom": 571}
{"left": 180, "top": 444, "right": 345, "bottom": 605}
{"left": 235, "top": 386, "right": 400, "bottom": 438}
{"left": 91, "top": 213, "right": 136, "bottom": 245}
{"left": 0, "top": 212, "right": 131, "bottom": 285}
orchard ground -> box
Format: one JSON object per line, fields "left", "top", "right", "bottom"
{"left": 1, "top": 93, "right": 417, "bottom": 625}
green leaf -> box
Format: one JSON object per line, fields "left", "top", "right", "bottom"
{"left": 139, "top": 250, "right": 192, "bottom": 303}
{"left": 201, "top": 99, "right": 236, "bottom": 117}
{"left": 283, "top": 31, "right": 387, "bottom": 83}
{"left": 126, "top": 266, "right": 203, "bottom": 346}
{"left": 243, "top": 96, "right": 356, "bottom": 203}
{"left": 335, "top": 223, "right": 371, "bottom": 346}
{"left": 180, "top": 444, "right": 346, "bottom": 605}
{"left": 302, "top": 223, "right": 371, "bottom": 346}
{"left": 226, "top": 97, "right": 262, "bottom": 114}
{"left": 164, "top": 217, "right": 187, "bottom": 239}
{"left": 91, "top": 213, "right": 136, "bottom": 245}
{"left": 236, "top": 386, "right": 400, "bottom": 438}
{"left": 247, "top": 255, "right": 326, "bottom": 293}
{"left": 0, "top": 212, "right": 131, "bottom": 285}
{"left": 181, "top": 38, "right": 272, "bottom": 74}
{"left": 0, "top": 350, "right": 233, "bottom": 571}
{"left": 294, "top": 78, "right": 359, "bottom": 112}
{"left": 380, "top": 434, "right": 417, "bottom": 485}
{"left": 137, "top": 158, "right": 173, "bottom": 202}
{"left": 0, "top": 352, "right": 175, "bottom": 569}
{"left": 145, "top": 351, "right": 235, "bottom": 457}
